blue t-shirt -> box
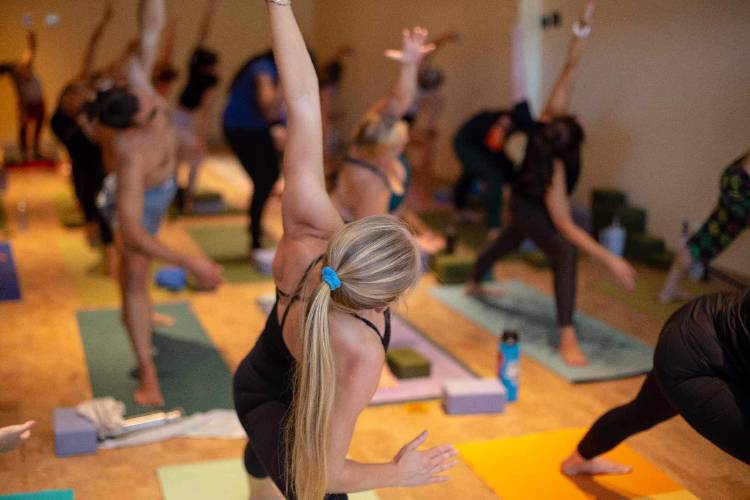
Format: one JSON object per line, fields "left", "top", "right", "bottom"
{"left": 222, "top": 52, "right": 278, "bottom": 130}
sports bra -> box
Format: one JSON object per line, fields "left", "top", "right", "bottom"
{"left": 344, "top": 156, "right": 409, "bottom": 215}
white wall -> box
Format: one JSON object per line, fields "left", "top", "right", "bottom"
{"left": 538, "top": 0, "right": 750, "bottom": 277}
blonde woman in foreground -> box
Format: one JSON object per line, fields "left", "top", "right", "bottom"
{"left": 232, "top": 2, "right": 458, "bottom": 499}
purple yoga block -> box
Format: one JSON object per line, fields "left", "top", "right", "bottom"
{"left": 54, "top": 407, "right": 98, "bottom": 457}
{"left": 442, "top": 378, "right": 507, "bottom": 415}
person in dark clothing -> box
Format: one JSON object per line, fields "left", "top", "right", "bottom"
{"left": 222, "top": 43, "right": 285, "bottom": 265}
{"left": 467, "top": 0, "right": 636, "bottom": 366}
{"left": 451, "top": 25, "right": 529, "bottom": 236}
{"left": 50, "top": 3, "right": 115, "bottom": 268}
{"left": 173, "top": 0, "right": 221, "bottom": 212}
{"left": 562, "top": 290, "right": 750, "bottom": 475}
{"left": 233, "top": 4, "right": 456, "bottom": 499}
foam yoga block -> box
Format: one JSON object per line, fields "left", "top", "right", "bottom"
{"left": 614, "top": 206, "right": 647, "bottom": 234}
{"left": 155, "top": 267, "right": 188, "bottom": 291}
{"left": 432, "top": 254, "right": 474, "bottom": 284}
{"left": 626, "top": 234, "right": 666, "bottom": 259}
{"left": 53, "top": 408, "right": 97, "bottom": 457}
{"left": 191, "top": 190, "right": 226, "bottom": 215}
{"left": 442, "top": 378, "right": 506, "bottom": 415}
{"left": 387, "top": 349, "right": 431, "bottom": 379}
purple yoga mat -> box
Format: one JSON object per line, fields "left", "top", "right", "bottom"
{"left": 256, "top": 295, "right": 477, "bottom": 405}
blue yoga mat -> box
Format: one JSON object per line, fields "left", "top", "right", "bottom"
{"left": 0, "top": 242, "right": 21, "bottom": 301}
{"left": 76, "top": 301, "right": 234, "bottom": 416}
{"left": 429, "top": 281, "right": 654, "bottom": 383}
{"left": 0, "top": 490, "right": 74, "bottom": 500}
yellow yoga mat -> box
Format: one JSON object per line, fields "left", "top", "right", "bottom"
{"left": 457, "top": 428, "right": 691, "bottom": 500}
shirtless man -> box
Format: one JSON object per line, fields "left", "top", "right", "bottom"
{"left": 0, "top": 24, "right": 45, "bottom": 161}
{"left": 90, "top": 0, "right": 222, "bottom": 407}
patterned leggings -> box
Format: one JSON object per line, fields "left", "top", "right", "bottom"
{"left": 688, "top": 156, "right": 750, "bottom": 264}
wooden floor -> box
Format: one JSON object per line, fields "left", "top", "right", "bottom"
{"left": 0, "top": 167, "right": 747, "bottom": 500}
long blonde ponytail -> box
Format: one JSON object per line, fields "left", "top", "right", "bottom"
{"left": 288, "top": 215, "right": 420, "bottom": 500}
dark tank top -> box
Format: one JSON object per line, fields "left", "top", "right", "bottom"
{"left": 234, "top": 256, "right": 391, "bottom": 408}
{"left": 710, "top": 290, "right": 750, "bottom": 381}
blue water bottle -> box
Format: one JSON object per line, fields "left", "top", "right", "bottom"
{"left": 498, "top": 330, "right": 520, "bottom": 402}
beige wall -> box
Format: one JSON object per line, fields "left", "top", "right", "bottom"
{"left": 315, "top": 0, "right": 518, "bottom": 180}
{"left": 539, "top": 0, "right": 750, "bottom": 277}
{"left": 0, "top": 0, "right": 317, "bottom": 145}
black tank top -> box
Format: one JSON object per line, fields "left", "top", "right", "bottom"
{"left": 236, "top": 256, "right": 391, "bottom": 406}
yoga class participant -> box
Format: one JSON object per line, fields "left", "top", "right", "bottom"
{"left": 451, "top": 24, "right": 530, "bottom": 238}
{"left": 320, "top": 44, "right": 353, "bottom": 169}
{"left": 330, "top": 26, "right": 435, "bottom": 222}
{"left": 233, "top": 3, "right": 457, "bottom": 499}
{"left": 0, "top": 23, "right": 46, "bottom": 162}
{"left": 173, "top": 0, "right": 221, "bottom": 212}
{"left": 223, "top": 44, "right": 285, "bottom": 262}
{"left": 659, "top": 151, "right": 750, "bottom": 303}
{"left": 51, "top": 2, "right": 115, "bottom": 270}
{"left": 562, "top": 290, "right": 750, "bottom": 474}
{"left": 90, "top": 0, "right": 222, "bottom": 407}
{"left": 467, "top": 1, "right": 636, "bottom": 366}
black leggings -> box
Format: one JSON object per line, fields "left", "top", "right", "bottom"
{"left": 472, "top": 196, "right": 577, "bottom": 326}
{"left": 223, "top": 127, "right": 279, "bottom": 249}
{"left": 578, "top": 303, "right": 750, "bottom": 464}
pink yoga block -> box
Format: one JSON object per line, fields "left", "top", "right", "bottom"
{"left": 442, "top": 378, "right": 507, "bottom": 415}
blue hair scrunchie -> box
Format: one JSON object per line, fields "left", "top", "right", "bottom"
{"left": 321, "top": 266, "right": 341, "bottom": 291}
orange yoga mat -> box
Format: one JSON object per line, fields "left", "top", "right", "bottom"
{"left": 457, "top": 428, "right": 696, "bottom": 500}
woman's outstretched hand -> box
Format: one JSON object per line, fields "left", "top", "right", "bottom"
{"left": 0, "top": 421, "right": 35, "bottom": 453}
{"left": 393, "top": 431, "right": 458, "bottom": 487}
{"left": 384, "top": 27, "right": 436, "bottom": 65}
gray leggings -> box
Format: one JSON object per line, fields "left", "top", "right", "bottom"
{"left": 472, "top": 196, "right": 577, "bottom": 326}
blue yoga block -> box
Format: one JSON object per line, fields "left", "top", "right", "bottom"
{"left": 442, "top": 378, "right": 507, "bottom": 415}
{"left": 53, "top": 408, "right": 97, "bottom": 457}
{"left": 155, "top": 267, "right": 188, "bottom": 291}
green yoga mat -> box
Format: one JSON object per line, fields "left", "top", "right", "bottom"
{"left": 76, "top": 301, "right": 233, "bottom": 416}
{"left": 186, "top": 223, "right": 272, "bottom": 283}
{"left": 0, "top": 491, "right": 74, "bottom": 500}
{"left": 57, "top": 233, "right": 188, "bottom": 307}
{"left": 53, "top": 190, "right": 85, "bottom": 228}
{"left": 430, "top": 281, "right": 654, "bottom": 383}
{"left": 158, "top": 459, "right": 379, "bottom": 500}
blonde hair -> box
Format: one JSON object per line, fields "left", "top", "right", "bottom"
{"left": 288, "top": 215, "right": 420, "bottom": 500}
{"left": 353, "top": 112, "right": 407, "bottom": 159}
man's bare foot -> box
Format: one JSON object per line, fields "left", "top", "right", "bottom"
{"left": 152, "top": 312, "right": 176, "bottom": 328}
{"left": 561, "top": 450, "right": 632, "bottom": 476}
{"left": 658, "top": 287, "right": 692, "bottom": 304}
{"left": 134, "top": 368, "right": 165, "bottom": 407}
{"left": 560, "top": 327, "right": 588, "bottom": 366}
{"left": 248, "top": 475, "right": 285, "bottom": 500}
{"left": 465, "top": 282, "right": 505, "bottom": 300}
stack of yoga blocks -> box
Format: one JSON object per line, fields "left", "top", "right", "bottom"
{"left": 591, "top": 188, "right": 673, "bottom": 269}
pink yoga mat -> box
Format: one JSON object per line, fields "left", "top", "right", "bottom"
{"left": 256, "top": 295, "right": 476, "bottom": 405}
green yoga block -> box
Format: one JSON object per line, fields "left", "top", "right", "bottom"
{"left": 592, "top": 207, "right": 615, "bottom": 238}
{"left": 614, "top": 206, "right": 647, "bottom": 235}
{"left": 638, "top": 250, "right": 675, "bottom": 270}
{"left": 625, "top": 234, "right": 666, "bottom": 259}
{"left": 387, "top": 348, "right": 431, "bottom": 379}
{"left": 193, "top": 190, "right": 223, "bottom": 203}
{"left": 591, "top": 189, "right": 627, "bottom": 211}
{"left": 433, "top": 253, "right": 474, "bottom": 284}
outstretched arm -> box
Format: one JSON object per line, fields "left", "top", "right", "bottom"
{"left": 20, "top": 30, "right": 37, "bottom": 67}
{"left": 372, "top": 28, "right": 435, "bottom": 119}
{"left": 540, "top": 0, "right": 595, "bottom": 121}
{"left": 138, "top": 0, "right": 166, "bottom": 77}
{"left": 267, "top": 1, "right": 341, "bottom": 240}
{"left": 196, "top": 0, "right": 219, "bottom": 47}
{"left": 80, "top": 1, "right": 113, "bottom": 79}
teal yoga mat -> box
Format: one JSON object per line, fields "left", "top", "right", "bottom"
{"left": 0, "top": 491, "right": 74, "bottom": 500}
{"left": 429, "top": 281, "right": 654, "bottom": 383}
{"left": 158, "top": 459, "right": 379, "bottom": 500}
{"left": 76, "top": 301, "right": 233, "bottom": 416}
{"left": 186, "top": 223, "right": 272, "bottom": 283}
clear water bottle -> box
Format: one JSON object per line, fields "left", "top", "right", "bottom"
{"left": 498, "top": 330, "right": 520, "bottom": 402}
{"left": 16, "top": 200, "right": 28, "bottom": 232}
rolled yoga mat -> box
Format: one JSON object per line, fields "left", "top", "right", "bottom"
{"left": 157, "top": 459, "right": 380, "bottom": 500}
{"left": 0, "top": 491, "right": 74, "bottom": 500}
{"left": 257, "top": 294, "right": 477, "bottom": 405}
{"left": 76, "top": 301, "right": 233, "bottom": 416}
{"left": 457, "top": 428, "right": 695, "bottom": 500}
{"left": 429, "top": 281, "right": 654, "bottom": 383}
{"left": 186, "top": 223, "right": 273, "bottom": 283}
{"left": 0, "top": 242, "right": 22, "bottom": 301}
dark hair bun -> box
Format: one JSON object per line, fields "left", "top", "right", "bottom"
{"left": 87, "top": 87, "right": 139, "bottom": 129}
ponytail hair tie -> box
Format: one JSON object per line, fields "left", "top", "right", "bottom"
{"left": 322, "top": 266, "right": 341, "bottom": 291}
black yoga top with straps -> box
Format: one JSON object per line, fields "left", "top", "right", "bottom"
{"left": 233, "top": 256, "right": 391, "bottom": 412}
{"left": 345, "top": 156, "right": 391, "bottom": 192}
